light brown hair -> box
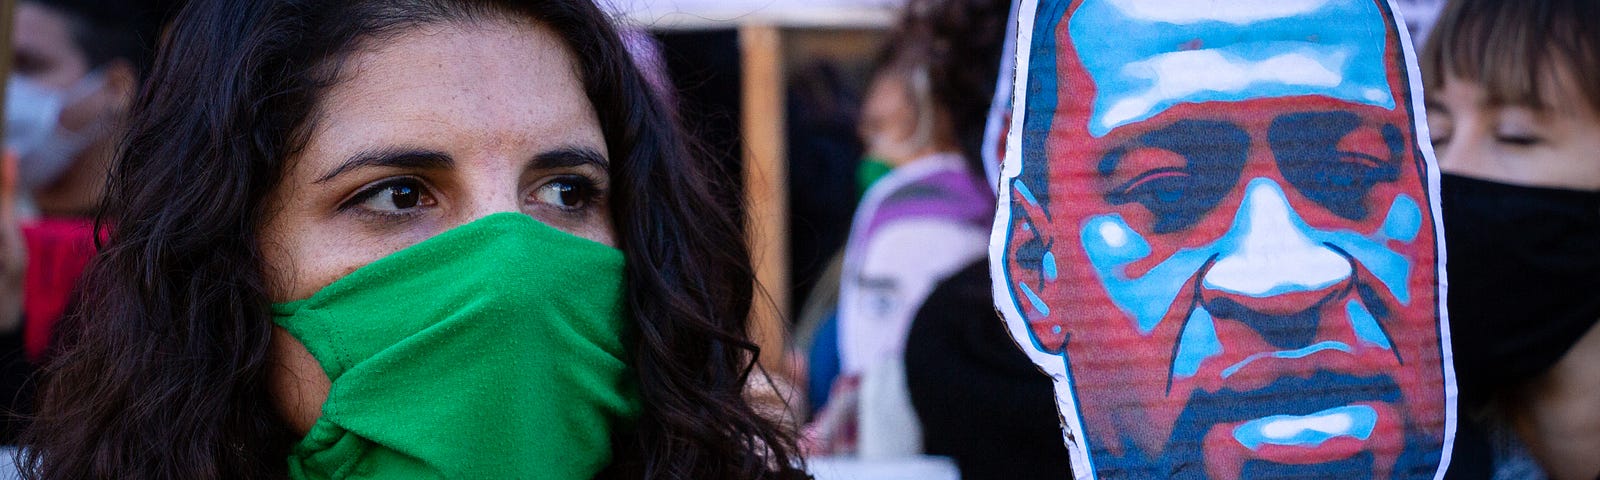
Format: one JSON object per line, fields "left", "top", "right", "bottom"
{"left": 1422, "top": 0, "right": 1600, "bottom": 113}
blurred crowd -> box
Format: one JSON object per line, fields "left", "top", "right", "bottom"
{"left": 1, "top": 0, "right": 176, "bottom": 443}
{"left": 0, "top": 0, "right": 1595, "bottom": 479}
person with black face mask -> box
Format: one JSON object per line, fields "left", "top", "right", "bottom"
{"left": 1423, "top": 1, "right": 1600, "bottom": 479}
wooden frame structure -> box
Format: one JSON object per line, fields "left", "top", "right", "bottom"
{"left": 739, "top": 23, "right": 792, "bottom": 372}
{"left": 617, "top": 0, "right": 896, "bottom": 371}
{"left": 0, "top": 0, "right": 14, "bottom": 118}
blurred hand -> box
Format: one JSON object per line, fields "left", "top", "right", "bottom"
{"left": 0, "top": 150, "right": 27, "bottom": 333}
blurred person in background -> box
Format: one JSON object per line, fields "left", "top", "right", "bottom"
{"left": 1424, "top": 0, "right": 1600, "bottom": 479}
{"left": 889, "top": 0, "right": 1074, "bottom": 476}
{"left": 784, "top": 60, "right": 864, "bottom": 418}
{"left": 7, "top": 0, "right": 153, "bottom": 220}
{"left": 0, "top": 0, "right": 172, "bottom": 444}
{"left": 804, "top": 0, "right": 1060, "bottom": 472}
{"left": 805, "top": 7, "right": 996, "bottom": 457}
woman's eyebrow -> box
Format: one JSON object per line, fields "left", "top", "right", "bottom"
{"left": 314, "top": 148, "right": 454, "bottom": 184}
{"left": 529, "top": 146, "right": 609, "bottom": 170}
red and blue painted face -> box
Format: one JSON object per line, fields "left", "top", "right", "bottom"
{"left": 997, "top": 0, "right": 1450, "bottom": 478}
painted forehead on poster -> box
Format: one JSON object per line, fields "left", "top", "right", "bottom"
{"left": 1073, "top": 0, "right": 1395, "bottom": 136}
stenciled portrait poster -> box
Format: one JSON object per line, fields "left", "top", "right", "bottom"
{"left": 980, "top": 0, "right": 1021, "bottom": 190}
{"left": 989, "top": 1, "right": 1457, "bottom": 478}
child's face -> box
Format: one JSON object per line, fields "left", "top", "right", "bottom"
{"left": 1427, "top": 72, "right": 1600, "bottom": 190}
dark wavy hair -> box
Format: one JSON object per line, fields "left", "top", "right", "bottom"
{"left": 19, "top": 0, "right": 801, "bottom": 478}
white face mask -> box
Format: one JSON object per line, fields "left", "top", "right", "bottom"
{"left": 5, "top": 72, "right": 106, "bottom": 190}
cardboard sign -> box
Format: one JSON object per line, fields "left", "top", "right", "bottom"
{"left": 980, "top": 0, "right": 1021, "bottom": 190}
{"left": 989, "top": 1, "right": 1456, "bottom": 478}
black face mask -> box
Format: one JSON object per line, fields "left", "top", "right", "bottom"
{"left": 1440, "top": 173, "right": 1600, "bottom": 408}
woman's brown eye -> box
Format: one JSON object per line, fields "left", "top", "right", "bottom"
{"left": 390, "top": 184, "right": 420, "bottom": 208}
{"left": 353, "top": 178, "right": 435, "bottom": 213}
{"left": 533, "top": 178, "right": 592, "bottom": 210}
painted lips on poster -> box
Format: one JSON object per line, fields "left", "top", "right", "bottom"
{"left": 990, "top": 0, "right": 1455, "bottom": 478}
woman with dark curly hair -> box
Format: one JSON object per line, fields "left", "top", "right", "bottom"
{"left": 17, "top": 0, "right": 804, "bottom": 478}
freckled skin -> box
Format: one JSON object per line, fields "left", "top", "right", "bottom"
{"left": 259, "top": 19, "right": 613, "bottom": 435}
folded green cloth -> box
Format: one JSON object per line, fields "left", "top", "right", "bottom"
{"left": 274, "top": 212, "right": 639, "bottom": 479}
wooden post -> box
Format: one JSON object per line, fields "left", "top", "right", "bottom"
{"left": 0, "top": 0, "right": 15, "bottom": 116}
{"left": 739, "top": 24, "right": 789, "bottom": 373}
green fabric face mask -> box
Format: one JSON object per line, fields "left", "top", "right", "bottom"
{"left": 856, "top": 155, "right": 894, "bottom": 198}
{"left": 273, "top": 212, "right": 640, "bottom": 479}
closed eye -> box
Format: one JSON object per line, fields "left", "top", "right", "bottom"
{"left": 1116, "top": 167, "right": 1191, "bottom": 195}
{"left": 1494, "top": 134, "right": 1543, "bottom": 147}
{"left": 1098, "top": 120, "right": 1250, "bottom": 234}
{"left": 1269, "top": 111, "right": 1402, "bottom": 220}
{"left": 1339, "top": 151, "right": 1388, "bottom": 168}
{"left": 1493, "top": 108, "right": 1547, "bottom": 148}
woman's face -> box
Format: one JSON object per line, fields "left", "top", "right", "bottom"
{"left": 859, "top": 71, "right": 936, "bottom": 166}
{"left": 1427, "top": 72, "right": 1600, "bottom": 190}
{"left": 260, "top": 17, "right": 612, "bottom": 432}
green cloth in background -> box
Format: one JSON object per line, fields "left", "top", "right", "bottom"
{"left": 273, "top": 212, "right": 639, "bottom": 479}
{"left": 856, "top": 156, "right": 895, "bottom": 198}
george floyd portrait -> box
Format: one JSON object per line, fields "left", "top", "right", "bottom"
{"left": 991, "top": 0, "right": 1455, "bottom": 478}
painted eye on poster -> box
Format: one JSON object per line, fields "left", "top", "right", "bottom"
{"left": 988, "top": 1, "right": 1456, "bottom": 478}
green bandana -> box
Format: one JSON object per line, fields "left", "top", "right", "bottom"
{"left": 273, "top": 213, "right": 640, "bottom": 479}
{"left": 856, "top": 156, "right": 894, "bottom": 198}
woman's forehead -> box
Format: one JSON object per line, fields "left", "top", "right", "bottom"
{"left": 1062, "top": 0, "right": 1398, "bottom": 138}
{"left": 325, "top": 19, "right": 575, "bottom": 107}
{"left": 1435, "top": 62, "right": 1597, "bottom": 120}
{"left": 302, "top": 19, "right": 603, "bottom": 169}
